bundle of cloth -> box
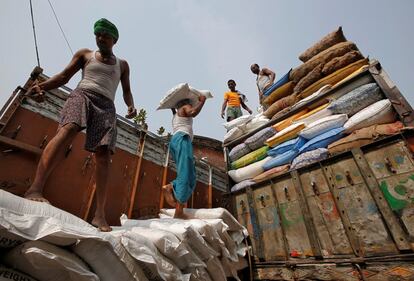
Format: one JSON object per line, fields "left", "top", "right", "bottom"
{"left": 228, "top": 81, "right": 403, "bottom": 191}
{"left": 0, "top": 190, "right": 249, "bottom": 281}
{"left": 261, "top": 27, "right": 370, "bottom": 122}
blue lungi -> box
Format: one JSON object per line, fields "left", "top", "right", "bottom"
{"left": 169, "top": 132, "right": 196, "bottom": 203}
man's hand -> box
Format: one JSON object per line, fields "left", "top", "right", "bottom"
{"left": 125, "top": 106, "right": 137, "bottom": 119}
{"left": 198, "top": 95, "right": 207, "bottom": 102}
{"left": 248, "top": 109, "right": 253, "bottom": 114}
{"left": 25, "top": 84, "right": 45, "bottom": 103}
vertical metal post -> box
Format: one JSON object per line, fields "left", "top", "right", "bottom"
{"left": 159, "top": 144, "right": 170, "bottom": 209}
{"left": 208, "top": 165, "right": 213, "bottom": 208}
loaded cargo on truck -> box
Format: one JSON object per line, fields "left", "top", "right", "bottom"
{"left": 223, "top": 27, "right": 414, "bottom": 280}
{"left": 0, "top": 67, "right": 253, "bottom": 280}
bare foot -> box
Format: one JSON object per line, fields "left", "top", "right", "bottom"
{"left": 173, "top": 203, "right": 188, "bottom": 219}
{"left": 162, "top": 184, "right": 176, "bottom": 207}
{"left": 24, "top": 191, "right": 50, "bottom": 204}
{"left": 91, "top": 216, "right": 112, "bottom": 232}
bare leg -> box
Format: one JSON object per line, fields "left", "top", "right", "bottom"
{"left": 91, "top": 146, "right": 112, "bottom": 232}
{"left": 25, "top": 123, "right": 80, "bottom": 203}
{"left": 174, "top": 202, "right": 188, "bottom": 219}
{"left": 162, "top": 183, "right": 176, "bottom": 207}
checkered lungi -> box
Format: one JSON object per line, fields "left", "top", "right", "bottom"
{"left": 59, "top": 88, "right": 117, "bottom": 153}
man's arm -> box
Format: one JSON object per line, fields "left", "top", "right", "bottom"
{"left": 27, "top": 48, "right": 89, "bottom": 101}
{"left": 263, "top": 68, "right": 276, "bottom": 83}
{"left": 240, "top": 100, "right": 252, "bottom": 114}
{"left": 256, "top": 84, "right": 263, "bottom": 101}
{"left": 183, "top": 96, "right": 207, "bottom": 118}
{"left": 120, "top": 60, "right": 137, "bottom": 119}
{"left": 221, "top": 99, "right": 227, "bottom": 119}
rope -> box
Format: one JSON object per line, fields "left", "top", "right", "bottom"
{"left": 47, "top": 0, "right": 74, "bottom": 55}
{"left": 29, "top": 0, "right": 40, "bottom": 66}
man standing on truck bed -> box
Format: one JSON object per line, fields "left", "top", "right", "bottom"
{"left": 250, "top": 63, "right": 275, "bottom": 109}
{"left": 24, "top": 18, "right": 137, "bottom": 232}
{"left": 221, "top": 79, "right": 252, "bottom": 122}
{"left": 162, "top": 96, "right": 206, "bottom": 219}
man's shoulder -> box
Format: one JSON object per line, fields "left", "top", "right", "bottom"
{"left": 77, "top": 48, "right": 93, "bottom": 55}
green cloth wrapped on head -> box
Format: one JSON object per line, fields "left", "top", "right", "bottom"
{"left": 94, "top": 18, "right": 119, "bottom": 40}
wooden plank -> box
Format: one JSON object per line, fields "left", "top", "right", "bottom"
{"left": 299, "top": 167, "right": 354, "bottom": 257}
{"left": 290, "top": 170, "right": 323, "bottom": 258}
{"left": 326, "top": 157, "right": 398, "bottom": 256}
{"left": 246, "top": 186, "right": 264, "bottom": 259}
{"left": 352, "top": 147, "right": 412, "bottom": 251}
{"left": 0, "top": 135, "right": 42, "bottom": 155}
{"left": 363, "top": 141, "right": 414, "bottom": 180}
{"left": 322, "top": 163, "right": 363, "bottom": 257}
{"left": 252, "top": 184, "right": 286, "bottom": 260}
{"left": 377, "top": 173, "right": 414, "bottom": 243}
{"left": 272, "top": 176, "right": 313, "bottom": 258}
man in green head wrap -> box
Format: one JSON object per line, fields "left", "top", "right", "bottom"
{"left": 94, "top": 18, "right": 119, "bottom": 42}
{"left": 24, "top": 18, "right": 137, "bottom": 232}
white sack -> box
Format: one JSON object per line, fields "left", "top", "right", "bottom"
{"left": 223, "top": 115, "right": 253, "bottom": 131}
{"left": 344, "top": 99, "right": 396, "bottom": 133}
{"left": 157, "top": 83, "right": 212, "bottom": 110}
{"left": 117, "top": 230, "right": 190, "bottom": 281}
{"left": 159, "top": 208, "right": 245, "bottom": 233}
{"left": 0, "top": 190, "right": 99, "bottom": 246}
{"left": 127, "top": 226, "right": 204, "bottom": 270}
{"left": 299, "top": 114, "right": 348, "bottom": 139}
{"left": 0, "top": 265, "right": 38, "bottom": 281}
{"left": 228, "top": 157, "right": 272, "bottom": 183}
{"left": 2, "top": 240, "right": 99, "bottom": 281}
{"left": 73, "top": 235, "right": 148, "bottom": 281}
{"left": 120, "top": 216, "right": 218, "bottom": 261}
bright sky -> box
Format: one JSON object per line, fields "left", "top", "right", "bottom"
{"left": 1, "top": 1, "right": 413, "bottom": 140}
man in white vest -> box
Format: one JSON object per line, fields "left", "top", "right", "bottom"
{"left": 24, "top": 18, "right": 137, "bottom": 231}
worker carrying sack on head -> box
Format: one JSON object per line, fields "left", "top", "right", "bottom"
{"left": 162, "top": 95, "right": 206, "bottom": 219}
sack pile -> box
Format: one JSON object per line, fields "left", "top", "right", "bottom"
{"left": 0, "top": 190, "right": 248, "bottom": 281}
{"left": 262, "top": 27, "right": 370, "bottom": 121}
{"left": 228, "top": 81, "right": 400, "bottom": 191}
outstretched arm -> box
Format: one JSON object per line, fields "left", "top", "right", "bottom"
{"left": 27, "top": 49, "right": 88, "bottom": 101}
{"left": 120, "top": 60, "right": 137, "bottom": 119}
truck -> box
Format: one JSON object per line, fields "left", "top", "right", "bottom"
{"left": 223, "top": 30, "right": 414, "bottom": 280}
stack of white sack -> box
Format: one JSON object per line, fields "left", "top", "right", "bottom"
{"left": 0, "top": 190, "right": 149, "bottom": 281}
{"left": 223, "top": 113, "right": 270, "bottom": 143}
{"left": 157, "top": 208, "right": 249, "bottom": 280}
{"left": 0, "top": 190, "right": 248, "bottom": 281}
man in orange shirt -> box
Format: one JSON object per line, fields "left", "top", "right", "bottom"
{"left": 221, "top": 79, "right": 252, "bottom": 122}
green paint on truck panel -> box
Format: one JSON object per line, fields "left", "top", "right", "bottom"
{"left": 280, "top": 203, "right": 303, "bottom": 227}
{"left": 379, "top": 174, "right": 414, "bottom": 211}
